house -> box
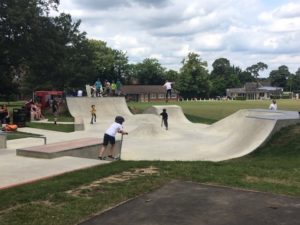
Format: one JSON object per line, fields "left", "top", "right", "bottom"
{"left": 121, "top": 85, "right": 179, "bottom": 102}
{"left": 226, "top": 82, "right": 283, "bottom": 100}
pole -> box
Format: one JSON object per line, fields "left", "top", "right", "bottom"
{"left": 117, "top": 134, "right": 124, "bottom": 160}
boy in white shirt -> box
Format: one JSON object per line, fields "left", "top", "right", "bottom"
{"left": 163, "top": 80, "right": 174, "bottom": 102}
{"left": 98, "top": 116, "right": 128, "bottom": 160}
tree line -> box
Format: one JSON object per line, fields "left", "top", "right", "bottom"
{"left": 1, "top": 0, "right": 300, "bottom": 100}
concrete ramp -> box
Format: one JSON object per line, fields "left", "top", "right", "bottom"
{"left": 144, "top": 105, "right": 191, "bottom": 124}
{"left": 66, "top": 97, "right": 132, "bottom": 131}
{"left": 122, "top": 109, "right": 299, "bottom": 161}
{"left": 65, "top": 97, "right": 299, "bottom": 161}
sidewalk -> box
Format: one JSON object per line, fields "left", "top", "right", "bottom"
{"left": 0, "top": 128, "right": 108, "bottom": 190}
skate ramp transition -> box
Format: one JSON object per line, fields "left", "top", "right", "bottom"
{"left": 66, "top": 97, "right": 299, "bottom": 161}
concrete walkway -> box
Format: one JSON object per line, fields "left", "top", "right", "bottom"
{"left": 0, "top": 128, "right": 109, "bottom": 190}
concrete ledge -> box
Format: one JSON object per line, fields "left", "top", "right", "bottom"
{"left": 0, "top": 133, "right": 7, "bottom": 148}
{"left": 16, "top": 137, "right": 121, "bottom": 159}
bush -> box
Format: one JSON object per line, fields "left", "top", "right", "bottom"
{"left": 235, "top": 96, "right": 246, "bottom": 100}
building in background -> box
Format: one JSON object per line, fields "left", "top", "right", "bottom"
{"left": 226, "top": 82, "right": 283, "bottom": 100}
{"left": 121, "top": 85, "right": 179, "bottom": 102}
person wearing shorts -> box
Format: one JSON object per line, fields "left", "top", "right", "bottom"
{"left": 98, "top": 116, "right": 128, "bottom": 160}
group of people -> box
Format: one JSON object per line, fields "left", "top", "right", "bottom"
{"left": 25, "top": 98, "right": 59, "bottom": 124}
{"left": 91, "top": 78, "right": 122, "bottom": 97}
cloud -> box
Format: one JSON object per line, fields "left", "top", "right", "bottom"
{"left": 69, "top": 0, "right": 170, "bottom": 10}
{"left": 57, "top": 0, "right": 300, "bottom": 75}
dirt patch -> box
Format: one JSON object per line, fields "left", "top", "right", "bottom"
{"left": 245, "top": 176, "right": 300, "bottom": 187}
{"left": 66, "top": 166, "right": 159, "bottom": 197}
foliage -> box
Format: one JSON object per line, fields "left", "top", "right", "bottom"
{"left": 176, "top": 52, "right": 210, "bottom": 98}
{"left": 290, "top": 68, "right": 300, "bottom": 92}
{"left": 246, "top": 62, "right": 268, "bottom": 80}
{"left": 0, "top": 0, "right": 62, "bottom": 98}
{"left": 269, "top": 65, "right": 290, "bottom": 90}
{"left": 134, "top": 58, "right": 166, "bottom": 85}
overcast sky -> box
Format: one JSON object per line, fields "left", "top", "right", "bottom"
{"left": 56, "top": 0, "right": 300, "bottom": 77}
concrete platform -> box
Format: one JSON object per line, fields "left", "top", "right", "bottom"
{"left": 79, "top": 181, "right": 300, "bottom": 225}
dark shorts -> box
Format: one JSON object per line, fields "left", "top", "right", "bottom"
{"left": 103, "top": 133, "right": 115, "bottom": 146}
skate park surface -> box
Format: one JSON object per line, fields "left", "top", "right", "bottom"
{"left": 0, "top": 97, "right": 299, "bottom": 189}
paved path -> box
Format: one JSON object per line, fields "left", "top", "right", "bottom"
{"left": 79, "top": 181, "right": 300, "bottom": 225}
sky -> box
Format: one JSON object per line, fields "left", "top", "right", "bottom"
{"left": 56, "top": 0, "right": 300, "bottom": 77}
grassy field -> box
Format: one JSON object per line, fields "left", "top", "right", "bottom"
{"left": 0, "top": 100, "right": 299, "bottom": 225}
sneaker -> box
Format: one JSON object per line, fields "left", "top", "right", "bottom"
{"left": 107, "top": 155, "right": 114, "bottom": 159}
{"left": 98, "top": 156, "right": 104, "bottom": 160}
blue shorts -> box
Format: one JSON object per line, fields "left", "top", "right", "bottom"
{"left": 103, "top": 133, "right": 115, "bottom": 146}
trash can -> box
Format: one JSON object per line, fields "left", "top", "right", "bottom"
{"left": 13, "top": 108, "right": 26, "bottom": 127}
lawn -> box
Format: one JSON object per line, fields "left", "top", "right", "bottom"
{"left": 0, "top": 99, "right": 299, "bottom": 225}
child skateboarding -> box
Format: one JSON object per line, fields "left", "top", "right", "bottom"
{"left": 98, "top": 116, "right": 128, "bottom": 160}
{"left": 160, "top": 108, "right": 168, "bottom": 130}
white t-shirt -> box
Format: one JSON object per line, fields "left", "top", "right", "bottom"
{"left": 105, "top": 122, "right": 123, "bottom": 137}
{"left": 77, "top": 90, "right": 83, "bottom": 97}
{"left": 269, "top": 103, "right": 277, "bottom": 110}
{"left": 164, "top": 82, "right": 172, "bottom": 90}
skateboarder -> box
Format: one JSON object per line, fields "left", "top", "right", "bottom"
{"left": 98, "top": 116, "right": 128, "bottom": 160}
{"left": 163, "top": 80, "right": 174, "bottom": 102}
{"left": 160, "top": 108, "right": 168, "bottom": 130}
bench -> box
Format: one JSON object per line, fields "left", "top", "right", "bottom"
{"left": 16, "top": 137, "right": 121, "bottom": 159}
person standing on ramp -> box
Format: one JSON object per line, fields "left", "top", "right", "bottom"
{"left": 90, "top": 105, "right": 96, "bottom": 124}
{"left": 163, "top": 80, "right": 174, "bottom": 102}
{"left": 160, "top": 108, "right": 168, "bottom": 130}
{"left": 98, "top": 116, "right": 128, "bottom": 160}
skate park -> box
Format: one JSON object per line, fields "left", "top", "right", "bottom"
{"left": 0, "top": 97, "right": 299, "bottom": 189}
{"left": 1, "top": 97, "right": 300, "bottom": 225}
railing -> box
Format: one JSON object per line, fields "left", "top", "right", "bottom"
{"left": 0, "top": 132, "right": 47, "bottom": 148}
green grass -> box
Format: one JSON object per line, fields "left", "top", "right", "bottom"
{"left": 0, "top": 100, "right": 299, "bottom": 225}
{"left": 6, "top": 131, "right": 42, "bottom": 140}
{"left": 26, "top": 122, "right": 74, "bottom": 132}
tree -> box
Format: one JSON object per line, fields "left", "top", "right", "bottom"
{"left": 209, "top": 58, "right": 241, "bottom": 97}
{"left": 164, "top": 69, "right": 179, "bottom": 82}
{"left": 291, "top": 68, "right": 300, "bottom": 91}
{"left": 0, "top": 0, "right": 60, "bottom": 98}
{"left": 269, "top": 65, "right": 290, "bottom": 90}
{"left": 246, "top": 62, "right": 268, "bottom": 84}
{"left": 177, "top": 52, "right": 210, "bottom": 98}
{"left": 135, "top": 58, "right": 165, "bottom": 85}
{"left": 211, "top": 58, "right": 231, "bottom": 79}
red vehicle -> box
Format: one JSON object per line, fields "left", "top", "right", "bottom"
{"left": 34, "top": 91, "right": 64, "bottom": 108}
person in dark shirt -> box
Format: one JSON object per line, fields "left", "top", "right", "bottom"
{"left": 160, "top": 108, "right": 168, "bottom": 130}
